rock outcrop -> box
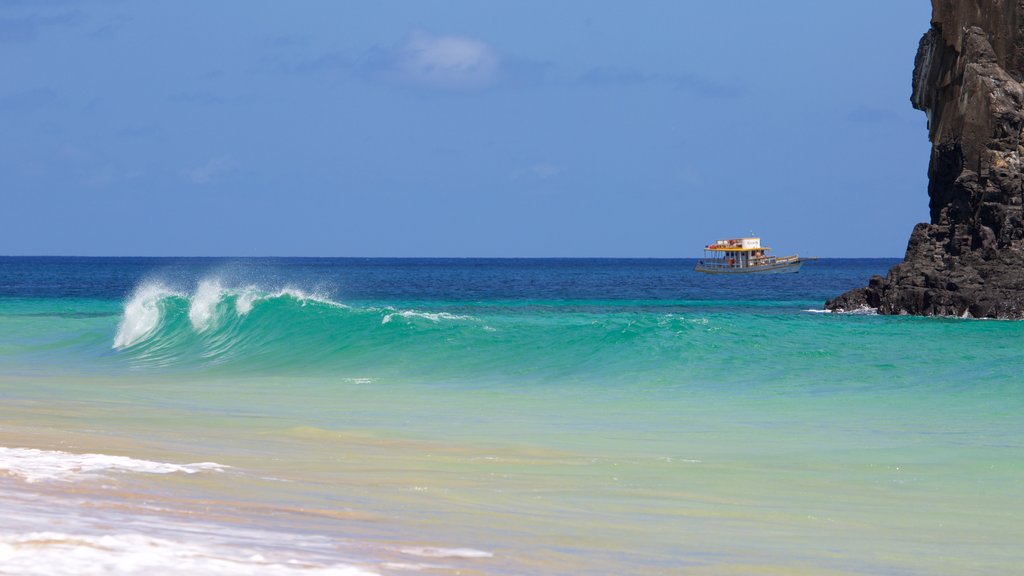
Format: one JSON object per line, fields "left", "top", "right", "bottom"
{"left": 827, "top": 0, "right": 1024, "bottom": 318}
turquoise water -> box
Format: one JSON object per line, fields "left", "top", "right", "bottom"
{"left": 0, "top": 258, "right": 1022, "bottom": 574}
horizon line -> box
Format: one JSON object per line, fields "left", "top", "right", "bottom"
{"left": 0, "top": 254, "right": 905, "bottom": 260}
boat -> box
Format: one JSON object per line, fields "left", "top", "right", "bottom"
{"left": 694, "top": 237, "right": 803, "bottom": 274}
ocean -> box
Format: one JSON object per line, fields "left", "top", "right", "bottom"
{"left": 0, "top": 257, "right": 1021, "bottom": 575}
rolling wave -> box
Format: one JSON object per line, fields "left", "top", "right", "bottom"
{"left": 113, "top": 281, "right": 348, "bottom": 349}
{"left": 108, "top": 277, "right": 829, "bottom": 379}
{"left": 111, "top": 278, "right": 492, "bottom": 371}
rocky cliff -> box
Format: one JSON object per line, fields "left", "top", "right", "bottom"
{"left": 827, "top": 0, "right": 1024, "bottom": 318}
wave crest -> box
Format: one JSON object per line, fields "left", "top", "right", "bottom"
{"left": 381, "top": 310, "right": 474, "bottom": 325}
{"left": 113, "top": 279, "right": 346, "bottom": 351}
{"left": 113, "top": 283, "right": 184, "bottom": 349}
{"left": 110, "top": 278, "right": 484, "bottom": 370}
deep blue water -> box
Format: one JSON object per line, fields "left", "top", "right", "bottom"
{"left": 0, "top": 257, "right": 895, "bottom": 304}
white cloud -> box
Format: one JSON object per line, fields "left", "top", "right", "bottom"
{"left": 184, "top": 155, "right": 237, "bottom": 184}
{"left": 369, "top": 30, "right": 500, "bottom": 90}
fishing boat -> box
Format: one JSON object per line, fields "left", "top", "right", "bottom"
{"left": 694, "top": 237, "right": 802, "bottom": 274}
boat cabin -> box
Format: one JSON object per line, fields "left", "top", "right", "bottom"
{"left": 699, "top": 237, "right": 771, "bottom": 270}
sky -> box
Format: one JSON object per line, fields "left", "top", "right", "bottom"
{"left": 2, "top": 0, "right": 933, "bottom": 257}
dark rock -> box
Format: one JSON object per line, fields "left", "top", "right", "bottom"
{"left": 828, "top": 0, "right": 1024, "bottom": 319}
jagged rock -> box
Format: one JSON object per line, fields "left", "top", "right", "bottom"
{"left": 827, "top": 0, "right": 1024, "bottom": 318}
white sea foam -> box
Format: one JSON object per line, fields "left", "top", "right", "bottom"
{"left": 803, "top": 307, "right": 879, "bottom": 315}
{"left": 398, "top": 547, "right": 493, "bottom": 559}
{"left": 269, "top": 287, "right": 348, "bottom": 308}
{"left": 381, "top": 310, "right": 474, "bottom": 325}
{"left": 113, "top": 283, "right": 182, "bottom": 349}
{"left": 233, "top": 286, "right": 348, "bottom": 316}
{"left": 836, "top": 307, "right": 878, "bottom": 315}
{"left": 0, "top": 447, "right": 227, "bottom": 483}
{"left": 189, "top": 279, "right": 225, "bottom": 331}
{"left": 381, "top": 562, "right": 440, "bottom": 571}
{"left": 234, "top": 285, "right": 261, "bottom": 316}
{"left": 0, "top": 532, "right": 377, "bottom": 576}
{"left": 113, "top": 277, "right": 352, "bottom": 350}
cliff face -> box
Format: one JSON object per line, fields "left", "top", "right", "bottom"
{"left": 827, "top": 0, "right": 1024, "bottom": 318}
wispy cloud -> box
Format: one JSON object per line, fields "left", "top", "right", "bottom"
{"left": 577, "top": 66, "right": 649, "bottom": 87}
{"left": 92, "top": 14, "right": 131, "bottom": 39}
{"left": 250, "top": 33, "right": 343, "bottom": 76}
{"left": 0, "top": 11, "right": 81, "bottom": 43}
{"left": 184, "top": 155, "right": 237, "bottom": 185}
{"left": 360, "top": 30, "right": 501, "bottom": 91}
{"left": 672, "top": 72, "right": 744, "bottom": 99}
{"left": 252, "top": 29, "right": 727, "bottom": 98}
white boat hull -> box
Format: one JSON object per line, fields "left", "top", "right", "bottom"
{"left": 694, "top": 260, "right": 803, "bottom": 274}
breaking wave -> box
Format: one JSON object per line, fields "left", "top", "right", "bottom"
{"left": 108, "top": 277, "right": 838, "bottom": 378}
{"left": 114, "top": 281, "right": 347, "bottom": 349}
{"left": 110, "top": 278, "right": 492, "bottom": 371}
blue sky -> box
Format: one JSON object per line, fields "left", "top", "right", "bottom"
{"left": 2, "top": 1, "right": 931, "bottom": 257}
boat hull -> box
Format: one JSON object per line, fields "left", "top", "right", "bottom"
{"left": 694, "top": 260, "right": 803, "bottom": 275}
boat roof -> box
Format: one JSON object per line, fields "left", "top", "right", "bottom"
{"left": 706, "top": 246, "right": 771, "bottom": 252}
{"left": 705, "top": 237, "right": 768, "bottom": 252}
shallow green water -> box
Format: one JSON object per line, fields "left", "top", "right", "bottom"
{"left": 1, "top": 258, "right": 1022, "bottom": 574}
